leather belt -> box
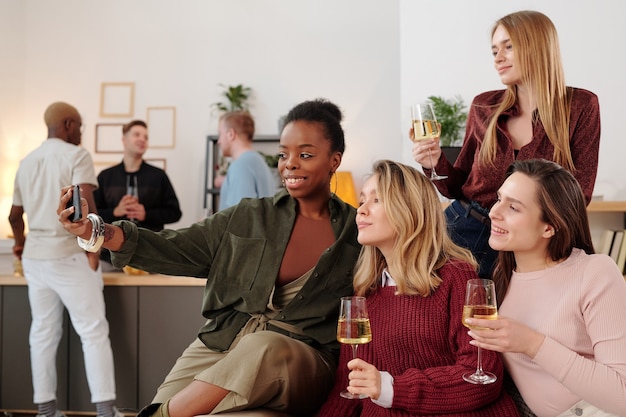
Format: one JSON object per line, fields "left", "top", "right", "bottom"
{"left": 458, "top": 199, "right": 490, "bottom": 226}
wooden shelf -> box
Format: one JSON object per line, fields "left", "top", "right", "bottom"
{"left": 0, "top": 272, "right": 205, "bottom": 287}
{"left": 587, "top": 200, "right": 626, "bottom": 212}
{"left": 204, "top": 134, "right": 280, "bottom": 213}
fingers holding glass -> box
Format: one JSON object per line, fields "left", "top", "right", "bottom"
{"left": 410, "top": 103, "right": 447, "bottom": 180}
{"left": 462, "top": 279, "right": 498, "bottom": 384}
{"left": 337, "top": 296, "right": 372, "bottom": 399}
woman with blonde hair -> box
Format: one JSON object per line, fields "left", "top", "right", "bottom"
{"left": 318, "top": 160, "right": 519, "bottom": 416}
{"left": 412, "top": 10, "right": 600, "bottom": 278}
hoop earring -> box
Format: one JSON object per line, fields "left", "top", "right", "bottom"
{"left": 330, "top": 172, "right": 337, "bottom": 195}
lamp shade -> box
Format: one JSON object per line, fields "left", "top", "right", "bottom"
{"left": 333, "top": 171, "right": 358, "bottom": 207}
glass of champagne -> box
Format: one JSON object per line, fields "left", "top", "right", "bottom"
{"left": 411, "top": 103, "right": 447, "bottom": 180}
{"left": 336, "top": 296, "right": 372, "bottom": 399}
{"left": 462, "top": 278, "right": 498, "bottom": 384}
{"left": 126, "top": 175, "right": 139, "bottom": 223}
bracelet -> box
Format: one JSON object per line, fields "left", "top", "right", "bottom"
{"left": 77, "top": 213, "right": 105, "bottom": 253}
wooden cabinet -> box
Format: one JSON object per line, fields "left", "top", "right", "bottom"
{"left": 0, "top": 275, "right": 205, "bottom": 412}
{"left": 586, "top": 201, "right": 626, "bottom": 250}
{"left": 1, "top": 286, "right": 69, "bottom": 409}
{"left": 203, "top": 134, "right": 280, "bottom": 214}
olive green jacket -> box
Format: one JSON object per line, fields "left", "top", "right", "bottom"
{"left": 112, "top": 190, "right": 361, "bottom": 354}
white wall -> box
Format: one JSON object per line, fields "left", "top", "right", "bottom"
{"left": 0, "top": 0, "right": 401, "bottom": 237}
{"left": 1, "top": 0, "right": 624, "bottom": 241}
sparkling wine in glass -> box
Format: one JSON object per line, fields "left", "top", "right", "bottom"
{"left": 462, "top": 278, "right": 498, "bottom": 384}
{"left": 411, "top": 103, "right": 447, "bottom": 180}
{"left": 337, "top": 296, "right": 372, "bottom": 399}
{"left": 126, "top": 174, "right": 139, "bottom": 223}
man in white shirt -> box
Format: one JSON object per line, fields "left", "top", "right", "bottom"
{"left": 8, "top": 102, "right": 120, "bottom": 417}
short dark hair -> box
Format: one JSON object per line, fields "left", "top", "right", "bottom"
{"left": 123, "top": 120, "right": 147, "bottom": 135}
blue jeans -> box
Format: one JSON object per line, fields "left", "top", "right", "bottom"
{"left": 445, "top": 200, "right": 497, "bottom": 278}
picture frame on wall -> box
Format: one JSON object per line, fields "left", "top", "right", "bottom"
{"left": 94, "top": 161, "right": 118, "bottom": 175}
{"left": 100, "top": 82, "right": 135, "bottom": 118}
{"left": 95, "top": 123, "right": 124, "bottom": 153}
{"left": 146, "top": 106, "right": 176, "bottom": 148}
{"left": 146, "top": 158, "right": 167, "bottom": 171}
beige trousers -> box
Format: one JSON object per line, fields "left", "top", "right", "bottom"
{"left": 152, "top": 331, "right": 334, "bottom": 414}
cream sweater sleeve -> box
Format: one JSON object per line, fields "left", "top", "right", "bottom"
{"left": 532, "top": 254, "right": 626, "bottom": 415}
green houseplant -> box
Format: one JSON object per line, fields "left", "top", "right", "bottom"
{"left": 427, "top": 95, "right": 468, "bottom": 147}
{"left": 259, "top": 152, "right": 280, "bottom": 168}
{"left": 211, "top": 83, "right": 252, "bottom": 113}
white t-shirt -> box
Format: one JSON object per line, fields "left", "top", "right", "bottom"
{"left": 13, "top": 138, "right": 97, "bottom": 259}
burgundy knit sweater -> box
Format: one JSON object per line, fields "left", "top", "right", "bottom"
{"left": 427, "top": 87, "right": 600, "bottom": 209}
{"left": 317, "top": 262, "right": 519, "bottom": 417}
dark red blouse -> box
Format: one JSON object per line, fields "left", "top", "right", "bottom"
{"left": 427, "top": 88, "right": 601, "bottom": 209}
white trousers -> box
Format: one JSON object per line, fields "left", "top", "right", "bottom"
{"left": 23, "top": 254, "right": 116, "bottom": 404}
{"left": 556, "top": 400, "right": 619, "bottom": 417}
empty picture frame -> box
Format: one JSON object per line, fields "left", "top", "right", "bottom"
{"left": 100, "top": 82, "right": 135, "bottom": 118}
{"left": 146, "top": 158, "right": 167, "bottom": 171}
{"left": 146, "top": 106, "right": 176, "bottom": 148}
{"left": 95, "top": 123, "right": 124, "bottom": 153}
{"left": 93, "top": 161, "right": 118, "bottom": 175}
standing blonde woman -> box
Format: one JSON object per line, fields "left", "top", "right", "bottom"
{"left": 412, "top": 10, "right": 601, "bottom": 278}
{"left": 318, "top": 160, "right": 519, "bottom": 416}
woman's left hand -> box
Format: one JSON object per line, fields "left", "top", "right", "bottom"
{"left": 465, "top": 316, "right": 546, "bottom": 359}
{"left": 346, "top": 358, "right": 382, "bottom": 400}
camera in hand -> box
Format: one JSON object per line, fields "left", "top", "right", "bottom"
{"left": 65, "top": 185, "right": 82, "bottom": 222}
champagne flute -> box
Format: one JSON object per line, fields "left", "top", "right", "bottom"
{"left": 126, "top": 175, "right": 139, "bottom": 223}
{"left": 411, "top": 103, "right": 447, "bottom": 180}
{"left": 462, "top": 278, "right": 498, "bottom": 384}
{"left": 336, "top": 296, "right": 372, "bottom": 399}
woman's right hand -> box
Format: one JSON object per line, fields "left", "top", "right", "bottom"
{"left": 409, "top": 127, "right": 443, "bottom": 169}
{"left": 466, "top": 315, "right": 546, "bottom": 359}
{"left": 346, "top": 358, "right": 381, "bottom": 400}
{"left": 57, "top": 185, "right": 92, "bottom": 240}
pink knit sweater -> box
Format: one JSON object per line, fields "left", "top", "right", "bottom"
{"left": 500, "top": 249, "right": 626, "bottom": 416}
{"left": 317, "top": 261, "right": 519, "bottom": 416}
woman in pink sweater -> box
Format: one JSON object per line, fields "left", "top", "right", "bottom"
{"left": 467, "top": 159, "right": 626, "bottom": 417}
{"left": 317, "top": 160, "right": 519, "bottom": 417}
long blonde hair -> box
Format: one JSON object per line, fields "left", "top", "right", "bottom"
{"left": 353, "top": 160, "right": 477, "bottom": 297}
{"left": 480, "top": 10, "right": 573, "bottom": 171}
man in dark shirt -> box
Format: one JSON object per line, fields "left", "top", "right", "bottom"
{"left": 94, "top": 120, "right": 182, "bottom": 270}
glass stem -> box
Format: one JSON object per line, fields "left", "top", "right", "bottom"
{"left": 428, "top": 150, "right": 438, "bottom": 179}
{"left": 475, "top": 346, "right": 485, "bottom": 376}
{"left": 351, "top": 344, "right": 359, "bottom": 359}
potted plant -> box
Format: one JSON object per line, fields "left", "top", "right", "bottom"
{"left": 211, "top": 83, "right": 252, "bottom": 113}
{"left": 427, "top": 95, "right": 468, "bottom": 163}
{"left": 259, "top": 152, "right": 280, "bottom": 168}
{"left": 210, "top": 83, "right": 253, "bottom": 181}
